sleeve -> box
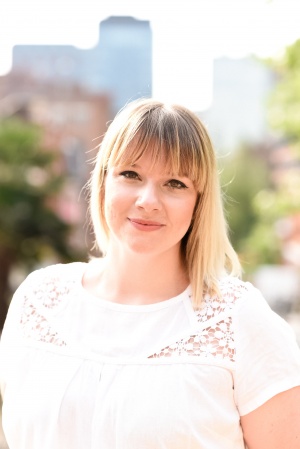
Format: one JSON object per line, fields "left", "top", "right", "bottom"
{"left": 233, "top": 283, "right": 300, "bottom": 416}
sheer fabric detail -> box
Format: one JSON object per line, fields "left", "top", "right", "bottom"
{"left": 149, "top": 278, "right": 250, "bottom": 361}
{"left": 18, "top": 267, "right": 250, "bottom": 357}
{"left": 149, "top": 317, "right": 235, "bottom": 361}
{"left": 19, "top": 269, "right": 75, "bottom": 346}
{"left": 195, "top": 277, "right": 249, "bottom": 324}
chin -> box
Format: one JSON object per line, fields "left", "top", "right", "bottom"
{"left": 128, "top": 244, "right": 160, "bottom": 255}
{"left": 126, "top": 240, "right": 180, "bottom": 258}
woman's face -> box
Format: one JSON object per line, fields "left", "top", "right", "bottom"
{"left": 104, "top": 150, "right": 198, "bottom": 259}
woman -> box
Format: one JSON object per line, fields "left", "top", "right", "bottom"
{"left": 0, "top": 98, "right": 300, "bottom": 449}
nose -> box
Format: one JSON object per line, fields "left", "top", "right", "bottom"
{"left": 135, "top": 182, "right": 162, "bottom": 212}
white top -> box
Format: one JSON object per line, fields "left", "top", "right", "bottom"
{"left": 1, "top": 262, "right": 300, "bottom": 449}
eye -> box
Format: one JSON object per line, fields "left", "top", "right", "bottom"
{"left": 166, "top": 179, "right": 187, "bottom": 189}
{"left": 120, "top": 170, "right": 140, "bottom": 180}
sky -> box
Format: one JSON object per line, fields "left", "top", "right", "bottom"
{"left": 0, "top": 0, "right": 300, "bottom": 110}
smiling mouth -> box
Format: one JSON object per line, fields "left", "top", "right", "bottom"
{"left": 128, "top": 218, "right": 165, "bottom": 230}
{"left": 129, "top": 218, "right": 163, "bottom": 226}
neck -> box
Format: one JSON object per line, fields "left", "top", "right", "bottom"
{"left": 85, "top": 246, "right": 189, "bottom": 305}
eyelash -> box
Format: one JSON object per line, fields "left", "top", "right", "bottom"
{"left": 120, "top": 170, "right": 139, "bottom": 180}
{"left": 119, "top": 171, "right": 187, "bottom": 189}
{"left": 166, "top": 180, "right": 187, "bottom": 189}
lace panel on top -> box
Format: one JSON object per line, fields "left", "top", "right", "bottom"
{"left": 149, "top": 278, "right": 249, "bottom": 362}
{"left": 19, "top": 268, "right": 75, "bottom": 346}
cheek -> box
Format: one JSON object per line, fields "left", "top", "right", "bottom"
{"left": 104, "top": 195, "right": 117, "bottom": 225}
{"left": 181, "top": 195, "right": 197, "bottom": 222}
{"left": 104, "top": 188, "right": 127, "bottom": 226}
{"left": 103, "top": 186, "right": 114, "bottom": 224}
{"left": 172, "top": 200, "right": 195, "bottom": 236}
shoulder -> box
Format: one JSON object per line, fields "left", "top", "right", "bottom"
{"left": 217, "top": 275, "right": 269, "bottom": 316}
{"left": 215, "top": 276, "right": 294, "bottom": 340}
{"left": 22, "top": 262, "right": 86, "bottom": 300}
{"left": 197, "top": 276, "right": 253, "bottom": 322}
{"left": 25, "top": 261, "right": 86, "bottom": 286}
{"left": 18, "top": 261, "right": 87, "bottom": 312}
{"left": 1, "top": 262, "right": 86, "bottom": 346}
{"left": 218, "top": 276, "right": 252, "bottom": 300}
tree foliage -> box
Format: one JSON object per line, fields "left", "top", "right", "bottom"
{"left": 220, "top": 144, "right": 285, "bottom": 274}
{"left": 266, "top": 39, "right": 300, "bottom": 144}
{"left": 0, "top": 119, "right": 79, "bottom": 329}
{"left": 224, "top": 40, "right": 300, "bottom": 274}
{"left": 221, "top": 146, "right": 269, "bottom": 246}
{"left": 264, "top": 38, "right": 300, "bottom": 251}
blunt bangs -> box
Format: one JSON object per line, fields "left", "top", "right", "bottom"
{"left": 104, "top": 102, "right": 212, "bottom": 193}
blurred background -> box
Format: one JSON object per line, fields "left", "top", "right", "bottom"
{"left": 0, "top": 1, "right": 300, "bottom": 442}
{"left": 1, "top": 0, "right": 300, "bottom": 329}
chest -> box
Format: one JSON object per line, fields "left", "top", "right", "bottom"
{"left": 3, "top": 350, "right": 244, "bottom": 449}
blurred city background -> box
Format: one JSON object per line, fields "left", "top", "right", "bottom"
{"left": 0, "top": 0, "right": 300, "bottom": 445}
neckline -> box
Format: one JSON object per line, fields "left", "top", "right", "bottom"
{"left": 76, "top": 261, "right": 192, "bottom": 312}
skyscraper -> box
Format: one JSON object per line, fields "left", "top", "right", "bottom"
{"left": 95, "top": 16, "right": 152, "bottom": 113}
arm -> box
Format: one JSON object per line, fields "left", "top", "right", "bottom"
{"left": 241, "top": 386, "right": 300, "bottom": 449}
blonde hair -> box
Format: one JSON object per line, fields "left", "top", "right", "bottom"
{"left": 89, "top": 98, "right": 241, "bottom": 306}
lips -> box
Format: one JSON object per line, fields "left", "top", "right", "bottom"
{"left": 128, "top": 218, "right": 165, "bottom": 231}
{"left": 129, "top": 218, "right": 163, "bottom": 226}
